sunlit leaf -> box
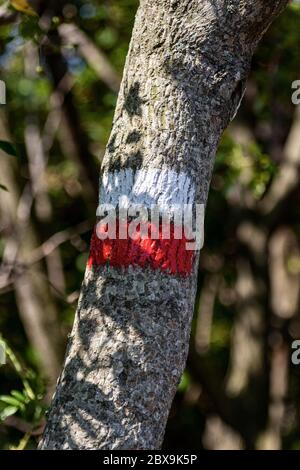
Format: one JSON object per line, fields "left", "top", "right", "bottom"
{"left": 0, "top": 406, "right": 18, "bottom": 421}
{"left": 0, "top": 395, "right": 25, "bottom": 411}
{"left": 10, "top": 0, "right": 37, "bottom": 17}
{"left": 11, "top": 390, "right": 28, "bottom": 404}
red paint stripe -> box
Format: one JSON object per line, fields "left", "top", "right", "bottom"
{"left": 87, "top": 222, "right": 195, "bottom": 276}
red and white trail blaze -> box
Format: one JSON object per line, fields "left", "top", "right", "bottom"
{"left": 88, "top": 168, "right": 198, "bottom": 276}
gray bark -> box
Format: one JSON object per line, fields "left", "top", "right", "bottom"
{"left": 40, "top": 0, "right": 288, "bottom": 450}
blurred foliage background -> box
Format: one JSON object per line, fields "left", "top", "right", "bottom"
{"left": 0, "top": 0, "right": 300, "bottom": 450}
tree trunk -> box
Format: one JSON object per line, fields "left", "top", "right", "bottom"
{"left": 40, "top": 0, "right": 288, "bottom": 450}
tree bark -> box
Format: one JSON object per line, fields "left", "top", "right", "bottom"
{"left": 40, "top": 0, "right": 288, "bottom": 450}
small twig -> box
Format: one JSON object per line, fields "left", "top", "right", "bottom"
{"left": 0, "top": 220, "right": 92, "bottom": 292}
{"left": 59, "top": 23, "right": 121, "bottom": 93}
{"left": 29, "top": 219, "right": 93, "bottom": 264}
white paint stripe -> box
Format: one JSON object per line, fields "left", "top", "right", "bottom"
{"left": 99, "top": 168, "right": 195, "bottom": 210}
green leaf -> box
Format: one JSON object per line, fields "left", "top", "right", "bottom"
{"left": 0, "top": 406, "right": 18, "bottom": 421}
{"left": 0, "top": 395, "right": 25, "bottom": 411}
{"left": 177, "top": 371, "right": 190, "bottom": 393}
{"left": 0, "top": 140, "right": 17, "bottom": 157}
{"left": 11, "top": 390, "right": 28, "bottom": 404}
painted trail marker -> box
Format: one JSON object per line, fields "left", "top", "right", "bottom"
{"left": 88, "top": 168, "right": 204, "bottom": 275}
